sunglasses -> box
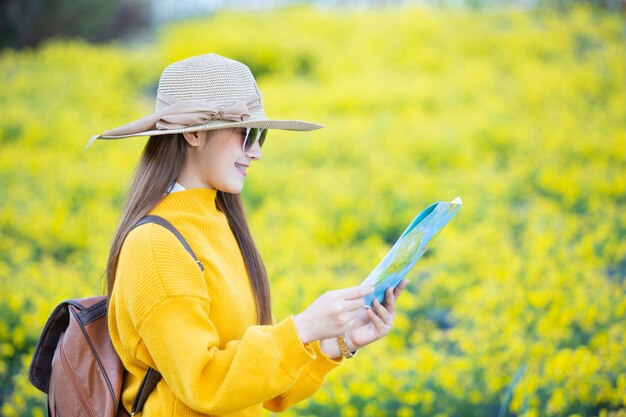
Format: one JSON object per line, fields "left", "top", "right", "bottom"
{"left": 242, "top": 127, "right": 267, "bottom": 154}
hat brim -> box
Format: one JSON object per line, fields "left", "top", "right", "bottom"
{"left": 97, "top": 118, "right": 323, "bottom": 140}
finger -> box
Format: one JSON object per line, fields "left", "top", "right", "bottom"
{"left": 367, "top": 308, "right": 389, "bottom": 335}
{"left": 335, "top": 285, "right": 375, "bottom": 300}
{"left": 345, "top": 297, "right": 368, "bottom": 312}
{"left": 386, "top": 286, "right": 395, "bottom": 305}
{"left": 373, "top": 298, "right": 393, "bottom": 325}
{"left": 393, "top": 279, "right": 409, "bottom": 298}
{"left": 381, "top": 287, "right": 396, "bottom": 314}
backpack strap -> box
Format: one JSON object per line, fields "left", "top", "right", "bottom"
{"left": 135, "top": 215, "right": 204, "bottom": 272}
{"left": 129, "top": 215, "right": 205, "bottom": 414}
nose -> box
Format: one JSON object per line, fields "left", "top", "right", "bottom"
{"left": 245, "top": 140, "right": 262, "bottom": 160}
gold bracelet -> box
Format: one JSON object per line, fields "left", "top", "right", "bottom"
{"left": 337, "top": 335, "right": 357, "bottom": 359}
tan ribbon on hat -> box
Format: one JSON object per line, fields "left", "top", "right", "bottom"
{"left": 85, "top": 91, "right": 261, "bottom": 149}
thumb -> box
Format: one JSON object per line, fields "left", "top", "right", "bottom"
{"left": 336, "top": 285, "right": 375, "bottom": 300}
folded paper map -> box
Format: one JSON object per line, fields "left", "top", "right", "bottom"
{"left": 361, "top": 197, "right": 462, "bottom": 307}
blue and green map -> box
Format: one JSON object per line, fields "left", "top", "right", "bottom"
{"left": 361, "top": 197, "right": 462, "bottom": 307}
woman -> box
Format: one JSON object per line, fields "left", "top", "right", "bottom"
{"left": 90, "top": 53, "right": 407, "bottom": 416}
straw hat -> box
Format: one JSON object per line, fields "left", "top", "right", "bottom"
{"left": 85, "top": 53, "right": 323, "bottom": 149}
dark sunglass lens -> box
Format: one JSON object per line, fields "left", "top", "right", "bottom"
{"left": 243, "top": 128, "right": 256, "bottom": 152}
{"left": 259, "top": 129, "right": 267, "bottom": 147}
{"left": 243, "top": 128, "right": 265, "bottom": 152}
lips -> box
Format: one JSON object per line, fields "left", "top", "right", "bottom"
{"left": 235, "top": 162, "right": 248, "bottom": 176}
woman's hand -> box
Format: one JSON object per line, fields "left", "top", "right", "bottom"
{"left": 345, "top": 279, "right": 408, "bottom": 351}
{"left": 293, "top": 285, "right": 374, "bottom": 344}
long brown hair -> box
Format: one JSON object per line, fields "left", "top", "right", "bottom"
{"left": 106, "top": 133, "right": 272, "bottom": 325}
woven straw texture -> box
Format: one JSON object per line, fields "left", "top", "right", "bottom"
{"left": 97, "top": 53, "right": 323, "bottom": 140}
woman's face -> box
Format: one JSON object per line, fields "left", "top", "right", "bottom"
{"left": 178, "top": 128, "right": 262, "bottom": 193}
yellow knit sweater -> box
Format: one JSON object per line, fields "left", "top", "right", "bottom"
{"left": 108, "top": 188, "right": 342, "bottom": 416}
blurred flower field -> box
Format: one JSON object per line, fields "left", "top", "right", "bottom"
{"left": 1, "top": 5, "right": 625, "bottom": 417}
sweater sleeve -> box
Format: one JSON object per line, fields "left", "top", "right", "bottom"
{"left": 117, "top": 224, "right": 319, "bottom": 415}
{"left": 263, "top": 340, "right": 342, "bottom": 412}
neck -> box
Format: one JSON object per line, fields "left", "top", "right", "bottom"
{"left": 176, "top": 175, "right": 215, "bottom": 191}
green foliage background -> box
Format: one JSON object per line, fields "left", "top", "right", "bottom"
{"left": 1, "top": 5, "right": 625, "bottom": 417}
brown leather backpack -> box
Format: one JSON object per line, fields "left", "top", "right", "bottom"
{"left": 29, "top": 215, "right": 204, "bottom": 416}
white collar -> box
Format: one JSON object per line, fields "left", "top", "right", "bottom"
{"left": 168, "top": 182, "right": 187, "bottom": 193}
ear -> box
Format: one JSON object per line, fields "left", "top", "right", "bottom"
{"left": 182, "top": 131, "right": 202, "bottom": 147}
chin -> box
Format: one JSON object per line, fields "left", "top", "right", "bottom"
{"left": 217, "top": 183, "right": 244, "bottom": 194}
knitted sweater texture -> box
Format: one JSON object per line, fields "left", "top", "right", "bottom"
{"left": 108, "top": 188, "right": 341, "bottom": 416}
